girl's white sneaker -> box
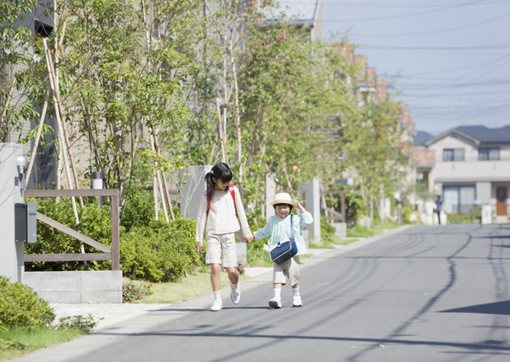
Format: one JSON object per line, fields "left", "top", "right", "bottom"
{"left": 210, "top": 299, "right": 223, "bottom": 311}
{"left": 230, "top": 287, "right": 241, "bottom": 305}
{"left": 292, "top": 295, "right": 303, "bottom": 307}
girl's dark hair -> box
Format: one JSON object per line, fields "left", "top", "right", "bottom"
{"left": 205, "top": 162, "right": 233, "bottom": 213}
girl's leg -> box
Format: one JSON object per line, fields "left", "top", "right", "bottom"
{"left": 210, "top": 263, "right": 222, "bottom": 291}
{"left": 222, "top": 232, "right": 240, "bottom": 305}
{"left": 210, "top": 263, "right": 222, "bottom": 311}
{"left": 205, "top": 234, "right": 223, "bottom": 311}
{"left": 226, "top": 266, "right": 239, "bottom": 285}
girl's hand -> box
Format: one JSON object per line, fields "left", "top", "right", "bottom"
{"left": 196, "top": 242, "right": 203, "bottom": 253}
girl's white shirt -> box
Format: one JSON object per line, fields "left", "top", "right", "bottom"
{"left": 195, "top": 185, "right": 251, "bottom": 245}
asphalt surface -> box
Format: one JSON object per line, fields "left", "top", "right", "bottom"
{"left": 15, "top": 224, "right": 510, "bottom": 362}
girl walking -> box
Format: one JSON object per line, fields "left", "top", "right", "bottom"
{"left": 253, "top": 192, "right": 313, "bottom": 308}
{"left": 195, "top": 162, "right": 253, "bottom": 311}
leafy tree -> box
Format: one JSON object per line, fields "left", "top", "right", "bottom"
{"left": 0, "top": 0, "right": 39, "bottom": 142}
{"left": 344, "top": 99, "right": 409, "bottom": 224}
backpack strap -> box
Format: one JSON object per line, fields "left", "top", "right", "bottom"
{"left": 229, "top": 182, "right": 238, "bottom": 216}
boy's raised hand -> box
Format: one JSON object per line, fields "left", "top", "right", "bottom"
{"left": 294, "top": 200, "right": 306, "bottom": 213}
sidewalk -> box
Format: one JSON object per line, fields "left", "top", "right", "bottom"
{"left": 49, "top": 266, "right": 274, "bottom": 331}
{"left": 15, "top": 226, "right": 410, "bottom": 362}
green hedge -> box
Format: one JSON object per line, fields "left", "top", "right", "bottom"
{"left": 121, "top": 219, "right": 201, "bottom": 282}
{"left": 0, "top": 276, "right": 55, "bottom": 328}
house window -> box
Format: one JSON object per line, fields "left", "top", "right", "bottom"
{"left": 443, "top": 185, "right": 476, "bottom": 214}
{"left": 478, "top": 147, "right": 500, "bottom": 161}
{"left": 443, "top": 148, "right": 465, "bottom": 162}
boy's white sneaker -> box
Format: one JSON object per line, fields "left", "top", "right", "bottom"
{"left": 210, "top": 299, "right": 223, "bottom": 312}
{"left": 292, "top": 295, "right": 303, "bottom": 307}
{"left": 230, "top": 287, "right": 241, "bottom": 305}
{"left": 269, "top": 297, "right": 282, "bottom": 309}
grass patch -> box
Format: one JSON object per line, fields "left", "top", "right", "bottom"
{"left": 347, "top": 221, "right": 400, "bottom": 238}
{"left": 309, "top": 236, "right": 359, "bottom": 249}
{"left": 0, "top": 326, "right": 85, "bottom": 360}
{"left": 132, "top": 270, "right": 232, "bottom": 304}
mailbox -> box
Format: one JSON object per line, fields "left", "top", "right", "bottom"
{"left": 15, "top": 202, "right": 37, "bottom": 243}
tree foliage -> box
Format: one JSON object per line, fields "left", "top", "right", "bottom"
{"left": 0, "top": 0, "right": 40, "bottom": 142}
{"left": 7, "top": 0, "right": 411, "bottom": 225}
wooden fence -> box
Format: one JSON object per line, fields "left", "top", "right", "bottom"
{"left": 23, "top": 189, "right": 120, "bottom": 270}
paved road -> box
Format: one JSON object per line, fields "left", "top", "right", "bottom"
{"left": 18, "top": 224, "right": 510, "bottom": 361}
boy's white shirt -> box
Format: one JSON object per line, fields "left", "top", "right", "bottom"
{"left": 195, "top": 185, "right": 251, "bottom": 245}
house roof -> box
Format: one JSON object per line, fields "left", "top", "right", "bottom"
{"left": 413, "top": 130, "right": 434, "bottom": 146}
{"left": 425, "top": 125, "right": 510, "bottom": 146}
{"left": 261, "top": 0, "right": 321, "bottom": 26}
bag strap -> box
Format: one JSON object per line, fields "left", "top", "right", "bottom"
{"left": 229, "top": 183, "right": 237, "bottom": 216}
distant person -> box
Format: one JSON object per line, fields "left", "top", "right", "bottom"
{"left": 195, "top": 162, "right": 253, "bottom": 311}
{"left": 252, "top": 192, "right": 312, "bottom": 309}
{"left": 434, "top": 195, "right": 443, "bottom": 225}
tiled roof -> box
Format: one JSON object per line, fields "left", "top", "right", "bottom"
{"left": 456, "top": 125, "right": 510, "bottom": 143}
{"left": 426, "top": 125, "right": 510, "bottom": 145}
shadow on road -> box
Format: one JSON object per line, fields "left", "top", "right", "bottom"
{"left": 440, "top": 300, "right": 510, "bottom": 316}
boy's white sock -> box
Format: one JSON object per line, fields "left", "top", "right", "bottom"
{"left": 273, "top": 288, "right": 282, "bottom": 299}
{"left": 292, "top": 286, "right": 300, "bottom": 296}
{"left": 231, "top": 283, "right": 239, "bottom": 291}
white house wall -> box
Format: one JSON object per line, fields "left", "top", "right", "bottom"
{"left": 427, "top": 134, "right": 510, "bottom": 218}
{"left": 429, "top": 135, "right": 510, "bottom": 186}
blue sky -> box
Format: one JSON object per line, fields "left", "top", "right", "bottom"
{"left": 316, "top": 0, "right": 510, "bottom": 135}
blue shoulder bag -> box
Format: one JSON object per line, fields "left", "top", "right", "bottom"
{"left": 269, "top": 216, "right": 298, "bottom": 263}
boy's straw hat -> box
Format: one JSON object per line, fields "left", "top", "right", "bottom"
{"left": 271, "top": 192, "right": 295, "bottom": 207}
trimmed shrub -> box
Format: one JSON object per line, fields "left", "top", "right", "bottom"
{"left": 120, "top": 190, "right": 155, "bottom": 232}
{"left": 120, "top": 219, "right": 200, "bottom": 282}
{"left": 0, "top": 276, "right": 55, "bottom": 328}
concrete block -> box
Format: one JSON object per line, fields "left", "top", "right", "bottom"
{"left": 81, "top": 270, "right": 122, "bottom": 291}
{"left": 81, "top": 291, "right": 122, "bottom": 304}
{"left": 333, "top": 222, "right": 347, "bottom": 238}
{"left": 24, "top": 270, "right": 123, "bottom": 304}
{"left": 36, "top": 292, "right": 81, "bottom": 304}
